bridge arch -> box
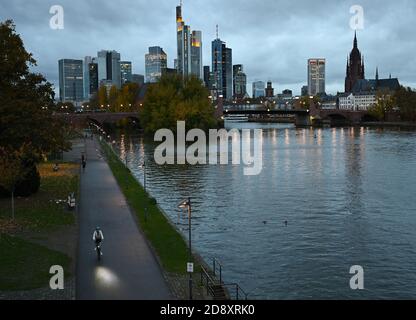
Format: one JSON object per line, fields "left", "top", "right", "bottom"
{"left": 360, "top": 113, "right": 379, "bottom": 122}
{"left": 323, "top": 113, "right": 349, "bottom": 121}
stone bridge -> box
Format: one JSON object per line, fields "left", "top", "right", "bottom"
{"left": 308, "top": 103, "right": 379, "bottom": 126}
{"left": 221, "top": 100, "right": 379, "bottom": 126}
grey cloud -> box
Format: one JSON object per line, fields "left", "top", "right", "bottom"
{"left": 1, "top": 0, "right": 415, "bottom": 96}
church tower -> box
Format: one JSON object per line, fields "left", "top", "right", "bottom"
{"left": 345, "top": 31, "right": 365, "bottom": 92}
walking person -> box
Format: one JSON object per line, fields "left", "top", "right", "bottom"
{"left": 82, "top": 158, "right": 86, "bottom": 172}
{"left": 81, "top": 153, "right": 87, "bottom": 172}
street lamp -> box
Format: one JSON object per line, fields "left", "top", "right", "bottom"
{"left": 178, "top": 197, "right": 193, "bottom": 300}
{"left": 139, "top": 159, "right": 148, "bottom": 222}
{"left": 139, "top": 160, "right": 146, "bottom": 192}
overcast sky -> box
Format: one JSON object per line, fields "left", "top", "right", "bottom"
{"left": 1, "top": 0, "right": 415, "bottom": 96}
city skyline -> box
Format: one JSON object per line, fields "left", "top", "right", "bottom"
{"left": 1, "top": 0, "right": 416, "bottom": 96}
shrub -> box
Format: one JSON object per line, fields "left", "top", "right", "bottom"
{"left": 0, "top": 164, "right": 40, "bottom": 198}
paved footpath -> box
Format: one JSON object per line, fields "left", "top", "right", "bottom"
{"left": 75, "top": 137, "right": 173, "bottom": 300}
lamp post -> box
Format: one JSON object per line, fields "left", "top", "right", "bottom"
{"left": 178, "top": 197, "right": 193, "bottom": 300}
{"left": 140, "top": 160, "right": 146, "bottom": 192}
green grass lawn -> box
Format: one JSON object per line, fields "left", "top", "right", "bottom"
{"left": 101, "top": 141, "right": 195, "bottom": 275}
{"left": 0, "top": 234, "right": 71, "bottom": 291}
{"left": 0, "top": 163, "right": 77, "bottom": 291}
{"left": 0, "top": 163, "right": 78, "bottom": 231}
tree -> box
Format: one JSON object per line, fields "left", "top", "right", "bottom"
{"left": 98, "top": 85, "right": 108, "bottom": 109}
{"left": 395, "top": 86, "right": 416, "bottom": 122}
{"left": 140, "top": 74, "right": 217, "bottom": 134}
{"left": 89, "top": 92, "right": 99, "bottom": 110}
{"left": 369, "top": 89, "right": 395, "bottom": 121}
{"left": 108, "top": 85, "right": 119, "bottom": 112}
{"left": 0, "top": 20, "right": 70, "bottom": 196}
{"left": 0, "top": 147, "right": 29, "bottom": 219}
{"left": 0, "top": 20, "right": 70, "bottom": 157}
{"left": 117, "top": 83, "right": 140, "bottom": 112}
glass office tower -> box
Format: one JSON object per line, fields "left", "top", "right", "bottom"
{"left": 212, "top": 38, "right": 232, "bottom": 100}
{"left": 97, "top": 50, "right": 121, "bottom": 88}
{"left": 252, "top": 81, "right": 265, "bottom": 99}
{"left": 120, "top": 61, "right": 133, "bottom": 85}
{"left": 176, "top": 3, "right": 202, "bottom": 79}
{"left": 145, "top": 46, "right": 167, "bottom": 83}
{"left": 89, "top": 62, "right": 98, "bottom": 96}
{"left": 308, "top": 58, "right": 326, "bottom": 96}
{"left": 233, "top": 64, "right": 247, "bottom": 98}
{"left": 191, "top": 30, "right": 203, "bottom": 79}
{"left": 58, "top": 59, "right": 84, "bottom": 104}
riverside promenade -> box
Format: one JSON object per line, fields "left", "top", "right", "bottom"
{"left": 73, "top": 137, "right": 172, "bottom": 300}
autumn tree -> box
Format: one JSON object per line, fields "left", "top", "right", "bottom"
{"left": 117, "top": 83, "right": 139, "bottom": 112}
{"left": 368, "top": 89, "right": 395, "bottom": 121}
{"left": 107, "top": 85, "right": 119, "bottom": 112}
{"left": 395, "top": 86, "right": 416, "bottom": 122}
{"left": 140, "top": 74, "right": 217, "bottom": 134}
{"left": 98, "top": 85, "right": 108, "bottom": 109}
{"left": 0, "top": 20, "right": 70, "bottom": 196}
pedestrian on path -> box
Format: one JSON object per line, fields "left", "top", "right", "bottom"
{"left": 81, "top": 153, "right": 87, "bottom": 172}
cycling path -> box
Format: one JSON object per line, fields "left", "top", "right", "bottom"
{"left": 73, "top": 137, "right": 172, "bottom": 300}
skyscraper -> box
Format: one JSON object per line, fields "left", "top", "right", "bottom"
{"left": 145, "top": 46, "right": 167, "bottom": 83}
{"left": 120, "top": 61, "right": 132, "bottom": 85}
{"left": 97, "top": 50, "right": 121, "bottom": 88}
{"left": 191, "top": 30, "right": 203, "bottom": 79}
{"left": 176, "top": 4, "right": 190, "bottom": 76}
{"left": 58, "top": 59, "right": 84, "bottom": 104}
{"left": 265, "top": 81, "right": 275, "bottom": 98}
{"left": 308, "top": 58, "right": 326, "bottom": 96}
{"left": 176, "top": 3, "right": 202, "bottom": 78}
{"left": 203, "top": 66, "right": 211, "bottom": 88}
{"left": 233, "top": 64, "right": 247, "bottom": 98}
{"left": 345, "top": 31, "right": 365, "bottom": 93}
{"left": 89, "top": 62, "right": 98, "bottom": 97}
{"left": 212, "top": 34, "right": 232, "bottom": 100}
{"left": 252, "top": 81, "right": 265, "bottom": 99}
{"left": 83, "top": 56, "right": 93, "bottom": 100}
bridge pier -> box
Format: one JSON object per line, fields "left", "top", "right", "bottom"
{"left": 294, "top": 114, "right": 312, "bottom": 127}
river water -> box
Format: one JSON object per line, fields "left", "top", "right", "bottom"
{"left": 112, "top": 122, "right": 416, "bottom": 299}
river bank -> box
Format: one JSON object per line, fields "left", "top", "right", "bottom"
{"left": 360, "top": 121, "right": 416, "bottom": 129}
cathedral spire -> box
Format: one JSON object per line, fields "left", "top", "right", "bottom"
{"left": 346, "top": 56, "right": 350, "bottom": 75}
{"left": 345, "top": 31, "right": 365, "bottom": 92}
{"left": 354, "top": 30, "right": 358, "bottom": 48}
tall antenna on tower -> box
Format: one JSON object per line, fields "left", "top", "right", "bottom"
{"left": 216, "top": 24, "right": 219, "bottom": 39}
{"left": 180, "top": 0, "right": 183, "bottom": 7}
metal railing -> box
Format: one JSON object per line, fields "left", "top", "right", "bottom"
{"left": 200, "top": 266, "right": 217, "bottom": 297}
{"left": 223, "top": 283, "right": 248, "bottom": 300}
{"left": 200, "top": 258, "right": 248, "bottom": 300}
{"left": 213, "top": 258, "right": 223, "bottom": 284}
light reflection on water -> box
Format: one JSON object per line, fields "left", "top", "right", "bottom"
{"left": 113, "top": 123, "right": 416, "bottom": 299}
